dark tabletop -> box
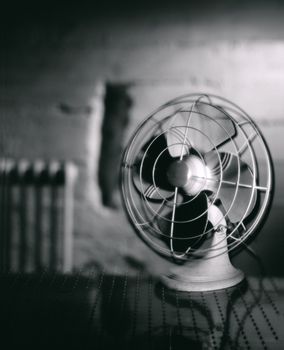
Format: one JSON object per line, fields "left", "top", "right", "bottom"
{"left": 0, "top": 272, "right": 283, "bottom": 350}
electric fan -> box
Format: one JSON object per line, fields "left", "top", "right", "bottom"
{"left": 121, "top": 93, "right": 273, "bottom": 292}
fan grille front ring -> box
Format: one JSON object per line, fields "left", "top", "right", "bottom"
{"left": 121, "top": 93, "right": 273, "bottom": 260}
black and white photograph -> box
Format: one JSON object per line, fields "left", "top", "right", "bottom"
{"left": 1, "top": 0, "right": 284, "bottom": 349}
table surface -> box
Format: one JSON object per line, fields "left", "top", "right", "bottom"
{"left": 0, "top": 272, "right": 283, "bottom": 350}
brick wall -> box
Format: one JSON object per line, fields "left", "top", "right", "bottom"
{"left": 1, "top": 1, "right": 284, "bottom": 275}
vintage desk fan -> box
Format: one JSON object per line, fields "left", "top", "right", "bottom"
{"left": 121, "top": 93, "right": 273, "bottom": 291}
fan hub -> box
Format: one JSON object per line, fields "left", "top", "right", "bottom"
{"left": 167, "top": 156, "right": 207, "bottom": 196}
{"left": 185, "top": 156, "right": 207, "bottom": 195}
{"left": 167, "top": 160, "right": 189, "bottom": 187}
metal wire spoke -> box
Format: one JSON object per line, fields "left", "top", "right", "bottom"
{"left": 179, "top": 102, "right": 196, "bottom": 161}
{"left": 143, "top": 184, "right": 159, "bottom": 199}
{"left": 168, "top": 103, "right": 198, "bottom": 257}
{"left": 238, "top": 131, "right": 258, "bottom": 155}
{"left": 221, "top": 181, "right": 267, "bottom": 191}
{"left": 169, "top": 128, "right": 187, "bottom": 143}
{"left": 169, "top": 187, "right": 179, "bottom": 256}
{"left": 191, "top": 175, "right": 266, "bottom": 192}
{"left": 169, "top": 127, "right": 191, "bottom": 152}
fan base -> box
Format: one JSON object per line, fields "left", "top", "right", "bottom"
{"left": 162, "top": 269, "right": 244, "bottom": 292}
{"left": 162, "top": 256, "right": 244, "bottom": 292}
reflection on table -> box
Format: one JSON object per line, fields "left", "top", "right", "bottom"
{"left": 0, "top": 272, "right": 283, "bottom": 349}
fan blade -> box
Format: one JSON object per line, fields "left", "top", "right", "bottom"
{"left": 141, "top": 135, "right": 172, "bottom": 189}
{"left": 204, "top": 152, "right": 257, "bottom": 223}
{"left": 192, "top": 203, "right": 228, "bottom": 257}
{"left": 162, "top": 103, "right": 236, "bottom": 157}
{"left": 189, "top": 102, "right": 236, "bottom": 153}
{"left": 158, "top": 192, "right": 208, "bottom": 254}
{"left": 162, "top": 112, "right": 191, "bottom": 158}
{"left": 132, "top": 174, "right": 174, "bottom": 201}
{"left": 133, "top": 135, "right": 174, "bottom": 200}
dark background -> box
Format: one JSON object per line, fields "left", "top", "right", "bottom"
{"left": 1, "top": 0, "right": 284, "bottom": 276}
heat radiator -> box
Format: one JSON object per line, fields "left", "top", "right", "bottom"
{"left": 0, "top": 159, "right": 78, "bottom": 273}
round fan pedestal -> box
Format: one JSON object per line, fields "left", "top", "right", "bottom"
{"left": 162, "top": 229, "right": 245, "bottom": 292}
{"left": 162, "top": 261, "right": 244, "bottom": 292}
